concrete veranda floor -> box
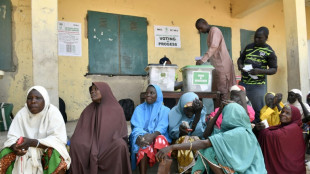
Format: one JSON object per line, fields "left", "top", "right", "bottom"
{"left": 1, "top": 120, "right": 310, "bottom": 173}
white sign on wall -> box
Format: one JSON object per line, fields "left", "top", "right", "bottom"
{"left": 154, "top": 25, "right": 181, "bottom": 48}
{"left": 58, "top": 21, "right": 82, "bottom": 57}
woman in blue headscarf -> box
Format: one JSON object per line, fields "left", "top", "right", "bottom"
{"left": 169, "top": 92, "right": 207, "bottom": 139}
{"left": 157, "top": 103, "right": 266, "bottom": 174}
{"left": 130, "top": 84, "right": 171, "bottom": 174}
{"left": 168, "top": 92, "right": 207, "bottom": 173}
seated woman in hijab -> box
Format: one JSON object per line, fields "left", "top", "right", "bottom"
{"left": 0, "top": 86, "right": 70, "bottom": 174}
{"left": 206, "top": 85, "right": 255, "bottom": 132}
{"left": 286, "top": 89, "right": 310, "bottom": 150}
{"left": 168, "top": 92, "right": 207, "bottom": 173}
{"left": 130, "top": 84, "right": 171, "bottom": 174}
{"left": 286, "top": 89, "right": 310, "bottom": 120}
{"left": 260, "top": 92, "right": 283, "bottom": 126}
{"left": 69, "top": 82, "right": 131, "bottom": 174}
{"left": 156, "top": 103, "right": 267, "bottom": 174}
{"left": 257, "top": 105, "right": 305, "bottom": 174}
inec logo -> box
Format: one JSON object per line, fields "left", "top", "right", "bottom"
{"left": 193, "top": 71, "right": 209, "bottom": 85}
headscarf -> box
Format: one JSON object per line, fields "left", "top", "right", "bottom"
{"left": 230, "top": 84, "right": 249, "bottom": 102}
{"left": 287, "top": 88, "right": 310, "bottom": 118}
{"left": 25, "top": 86, "right": 50, "bottom": 118}
{"left": 209, "top": 103, "right": 266, "bottom": 173}
{"left": 264, "top": 92, "right": 275, "bottom": 98}
{"left": 230, "top": 85, "right": 245, "bottom": 92}
{"left": 280, "top": 105, "right": 302, "bottom": 127}
{"left": 290, "top": 88, "right": 302, "bottom": 97}
{"left": 168, "top": 92, "right": 207, "bottom": 139}
{"left": 70, "top": 82, "right": 130, "bottom": 174}
{"left": 130, "top": 84, "right": 170, "bottom": 170}
{"left": 4, "top": 86, "right": 70, "bottom": 173}
{"left": 258, "top": 105, "right": 305, "bottom": 174}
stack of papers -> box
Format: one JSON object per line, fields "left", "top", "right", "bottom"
{"left": 242, "top": 64, "right": 258, "bottom": 79}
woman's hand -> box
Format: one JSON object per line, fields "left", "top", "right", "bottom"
{"left": 11, "top": 143, "right": 27, "bottom": 156}
{"left": 136, "top": 133, "right": 158, "bottom": 148}
{"left": 274, "top": 93, "right": 282, "bottom": 105}
{"left": 156, "top": 146, "right": 173, "bottom": 162}
{"left": 179, "top": 124, "right": 189, "bottom": 137}
{"left": 16, "top": 137, "right": 37, "bottom": 151}
{"left": 192, "top": 99, "right": 203, "bottom": 115}
{"left": 136, "top": 136, "right": 149, "bottom": 148}
{"left": 254, "top": 122, "right": 266, "bottom": 132}
{"left": 10, "top": 137, "right": 31, "bottom": 156}
{"left": 143, "top": 133, "right": 156, "bottom": 145}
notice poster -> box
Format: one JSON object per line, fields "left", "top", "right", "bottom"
{"left": 154, "top": 25, "right": 181, "bottom": 48}
{"left": 58, "top": 21, "right": 82, "bottom": 56}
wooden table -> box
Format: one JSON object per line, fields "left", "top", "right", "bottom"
{"left": 140, "top": 91, "right": 222, "bottom": 108}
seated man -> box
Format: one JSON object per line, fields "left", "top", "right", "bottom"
{"left": 260, "top": 92, "right": 283, "bottom": 126}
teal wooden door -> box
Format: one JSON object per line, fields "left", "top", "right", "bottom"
{"left": 119, "top": 15, "right": 147, "bottom": 75}
{"left": 240, "top": 29, "right": 255, "bottom": 52}
{"left": 200, "top": 26, "right": 232, "bottom": 58}
{"left": 88, "top": 11, "right": 119, "bottom": 74}
{"left": 0, "top": 0, "right": 12, "bottom": 71}
{"left": 88, "top": 11, "right": 147, "bottom": 75}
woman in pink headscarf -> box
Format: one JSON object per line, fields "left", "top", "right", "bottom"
{"left": 206, "top": 85, "right": 255, "bottom": 131}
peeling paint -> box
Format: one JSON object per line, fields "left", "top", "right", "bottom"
{"left": 108, "top": 38, "right": 113, "bottom": 41}
{"left": 101, "top": 32, "right": 103, "bottom": 35}
{"left": 93, "top": 35, "right": 96, "bottom": 38}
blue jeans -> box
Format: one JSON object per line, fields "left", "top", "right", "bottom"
{"left": 239, "top": 82, "right": 266, "bottom": 123}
